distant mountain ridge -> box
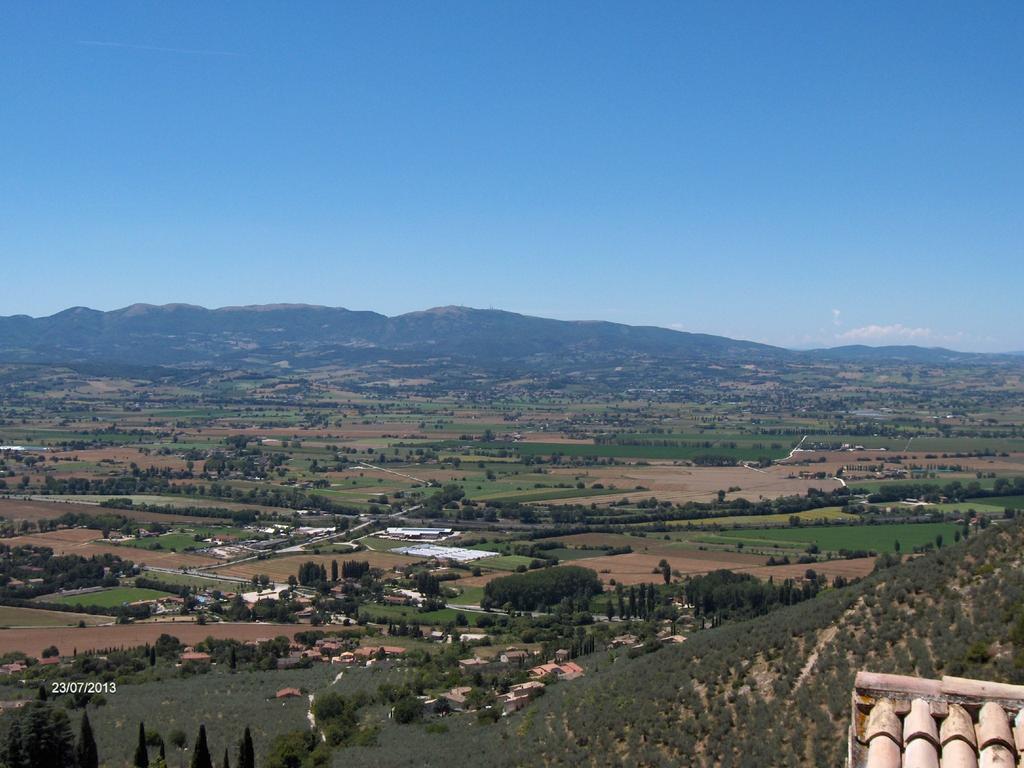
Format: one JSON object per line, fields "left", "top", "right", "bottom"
{"left": 0, "top": 303, "right": 1005, "bottom": 371}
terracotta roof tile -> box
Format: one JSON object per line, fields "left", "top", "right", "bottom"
{"left": 976, "top": 702, "right": 1014, "bottom": 752}
{"left": 849, "top": 673, "right": 1024, "bottom": 768}
{"left": 940, "top": 739, "right": 979, "bottom": 768}
{"left": 1013, "top": 709, "right": 1024, "bottom": 753}
{"left": 865, "top": 736, "right": 901, "bottom": 768}
{"left": 977, "top": 744, "right": 1014, "bottom": 768}
{"left": 941, "top": 704, "right": 977, "bottom": 749}
{"left": 904, "top": 698, "right": 939, "bottom": 746}
{"left": 865, "top": 699, "right": 903, "bottom": 744}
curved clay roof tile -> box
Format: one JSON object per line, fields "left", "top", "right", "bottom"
{"left": 940, "top": 738, "right": 979, "bottom": 768}
{"left": 941, "top": 704, "right": 978, "bottom": 748}
{"left": 865, "top": 699, "right": 903, "bottom": 744}
{"left": 904, "top": 698, "right": 940, "bottom": 745}
{"left": 978, "top": 743, "right": 1016, "bottom": 768}
{"left": 866, "top": 736, "right": 902, "bottom": 768}
{"left": 977, "top": 702, "right": 1014, "bottom": 751}
{"left": 1013, "top": 708, "right": 1024, "bottom": 753}
{"left": 903, "top": 736, "right": 939, "bottom": 768}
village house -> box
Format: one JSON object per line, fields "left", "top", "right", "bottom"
{"left": 179, "top": 650, "right": 211, "bottom": 664}
{"left": 500, "top": 692, "right": 531, "bottom": 715}
{"left": 529, "top": 661, "right": 585, "bottom": 681}
{"left": 607, "top": 633, "right": 639, "bottom": 649}
{"left": 0, "top": 662, "right": 27, "bottom": 676}
{"left": 275, "top": 687, "right": 302, "bottom": 699}
{"left": 458, "top": 657, "right": 490, "bottom": 672}
{"left": 500, "top": 649, "right": 530, "bottom": 665}
{"left": 440, "top": 686, "right": 473, "bottom": 711}
{"left": 353, "top": 645, "right": 407, "bottom": 660}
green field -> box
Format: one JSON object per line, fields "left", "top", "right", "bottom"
{"left": 450, "top": 585, "right": 486, "bottom": 606}
{"left": 134, "top": 571, "right": 242, "bottom": 592}
{"left": 713, "top": 522, "right": 962, "bottom": 553}
{"left": 45, "top": 586, "right": 175, "bottom": 608}
{"left": 478, "top": 555, "right": 537, "bottom": 571}
{"left": 978, "top": 495, "right": 1024, "bottom": 509}
{"left": 406, "top": 438, "right": 795, "bottom": 462}
{"left": 474, "top": 487, "right": 621, "bottom": 503}
{"left": 670, "top": 507, "right": 857, "bottom": 528}
{"left": 118, "top": 526, "right": 243, "bottom": 552}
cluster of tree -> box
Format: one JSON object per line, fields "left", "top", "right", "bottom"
{"left": 683, "top": 569, "right": 823, "bottom": 620}
{"left": 604, "top": 582, "right": 662, "bottom": 620}
{"left": 863, "top": 477, "right": 1024, "bottom": 505}
{"left": 297, "top": 561, "right": 328, "bottom": 587}
{"left": 0, "top": 545, "right": 133, "bottom": 600}
{"left": 37, "top": 474, "right": 361, "bottom": 516}
{"left": 96, "top": 500, "right": 257, "bottom": 525}
{"left": 266, "top": 691, "right": 376, "bottom": 767}
{"left": 415, "top": 571, "right": 441, "bottom": 598}
{"left": 131, "top": 719, "right": 254, "bottom": 768}
{"left": 482, "top": 566, "right": 603, "bottom": 611}
{"left": 340, "top": 560, "right": 370, "bottom": 580}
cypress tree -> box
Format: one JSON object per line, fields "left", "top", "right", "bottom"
{"left": 238, "top": 726, "right": 255, "bottom": 768}
{"left": 191, "top": 724, "right": 212, "bottom": 768}
{"left": 76, "top": 710, "right": 99, "bottom": 768}
{"left": 133, "top": 721, "right": 149, "bottom": 768}
{"left": 221, "top": 747, "right": 231, "bottom": 768}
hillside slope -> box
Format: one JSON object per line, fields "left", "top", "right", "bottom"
{"left": 0, "top": 304, "right": 781, "bottom": 368}
{"left": 341, "top": 521, "right": 1024, "bottom": 767}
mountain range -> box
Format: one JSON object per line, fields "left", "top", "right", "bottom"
{"left": 0, "top": 303, "right": 1003, "bottom": 372}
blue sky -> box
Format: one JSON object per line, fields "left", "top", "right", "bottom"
{"left": 1, "top": 2, "right": 1021, "bottom": 351}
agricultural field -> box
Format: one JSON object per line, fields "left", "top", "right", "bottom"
{"left": 44, "top": 586, "right": 175, "bottom": 608}
{"left": 216, "top": 550, "right": 420, "bottom": 582}
{"left": 710, "top": 522, "right": 962, "bottom": 554}
{"left": 0, "top": 621, "right": 310, "bottom": 658}
{"left": 132, "top": 570, "right": 244, "bottom": 592}
{"left": 0, "top": 605, "right": 111, "bottom": 628}
{"left": 669, "top": 506, "right": 857, "bottom": 528}
{"left": 1, "top": 354, "right": 1024, "bottom": 768}
{"left": 3, "top": 530, "right": 220, "bottom": 569}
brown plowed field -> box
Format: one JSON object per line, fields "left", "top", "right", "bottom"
{"left": 217, "top": 551, "right": 420, "bottom": 581}
{"left": 546, "top": 464, "right": 839, "bottom": 505}
{"left": 0, "top": 621, "right": 310, "bottom": 658}
{"left": 0, "top": 498, "right": 227, "bottom": 525}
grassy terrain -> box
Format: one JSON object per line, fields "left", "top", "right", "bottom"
{"left": 473, "top": 487, "right": 622, "bottom": 503}
{"left": 978, "top": 495, "right": 1024, "bottom": 509}
{"left": 669, "top": 506, "right": 857, "bottom": 528}
{"left": 45, "top": 586, "right": 175, "bottom": 608}
{"left": 711, "top": 521, "right": 961, "bottom": 553}
{"left": 134, "top": 571, "right": 243, "bottom": 592}
{"left": 477, "top": 555, "right": 536, "bottom": 571}
{"left": 0, "top": 606, "right": 110, "bottom": 628}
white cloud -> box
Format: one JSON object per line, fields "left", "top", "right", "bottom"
{"left": 831, "top": 308, "right": 841, "bottom": 326}
{"left": 836, "top": 324, "right": 934, "bottom": 342}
